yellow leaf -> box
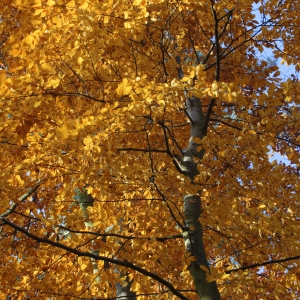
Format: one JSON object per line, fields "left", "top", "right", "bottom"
{"left": 206, "top": 274, "right": 216, "bottom": 282}
{"left": 56, "top": 124, "right": 69, "bottom": 139}
{"left": 116, "top": 78, "right": 133, "bottom": 96}
{"left": 34, "top": 100, "right": 42, "bottom": 108}
{"left": 15, "top": 175, "right": 25, "bottom": 186}
{"left": 133, "top": 0, "right": 146, "bottom": 5}
{"left": 157, "top": 99, "right": 165, "bottom": 106}
{"left": 46, "top": 0, "right": 56, "bottom": 5}
{"left": 31, "top": 19, "right": 42, "bottom": 25}
{"left": 0, "top": 71, "right": 6, "bottom": 81}
{"left": 101, "top": 107, "right": 108, "bottom": 113}
{"left": 67, "top": 0, "right": 75, "bottom": 6}
{"left": 33, "top": 0, "right": 42, "bottom": 7}
{"left": 194, "top": 137, "right": 202, "bottom": 143}
{"left": 211, "top": 81, "right": 219, "bottom": 91}
{"left": 51, "top": 15, "right": 62, "bottom": 25}
{"left": 127, "top": 103, "right": 135, "bottom": 111}
{"left": 181, "top": 76, "right": 191, "bottom": 83}
{"left": 24, "top": 35, "right": 35, "bottom": 45}
{"left": 143, "top": 189, "right": 152, "bottom": 199}
{"left": 248, "top": 130, "right": 256, "bottom": 134}
{"left": 196, "top": 64, "right": 205, "bottom": 72}
{"left": 83, "top": 135, "right": 93, "bottom": 151}
{"left": 10, "top": 49, "right": 21, "bottom": 57}
{"left": 79, "top": 0, "right": 89, "bottom": 9}
{"left": 200, "top": 265, "right": 209, "bottom": 273}
{"left": 221, "top": 273, "right": 230, "bottom": 279}
{"left": 48, "top": 78, "right": 60, "bottom": 88}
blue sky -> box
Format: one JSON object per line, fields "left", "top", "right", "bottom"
{"left": 252, "top": 2, "right": 299, "bottom": 165}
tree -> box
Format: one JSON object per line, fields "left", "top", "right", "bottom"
{"left": 0, "top": 0, "right": 299, "bottom": 299}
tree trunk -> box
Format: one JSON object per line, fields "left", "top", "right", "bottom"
{"left": 183, "top": 195, "right": 220, "bottom": 300}
{"left": 175, "top": 91, "right": 221, "bottom": 299}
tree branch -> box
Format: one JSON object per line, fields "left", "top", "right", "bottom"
{"left": 201, "top": 2, "right": 222, "bottom": 135}
{"left": 0, "top": 217, "right": 189, "bottom": 300}
{"left": 0, "top": 181, "right": 41, "bottom": 218}
{"left": 226, "top": 254, "right": 300, "bottom": 274}
{"left": 153, "top": 182, "right": 185, "bottom": 231}
{"left": 117, "top": 148, "right": 167, "bottom": 153}
{"left": 210, "top": 118, "right": 243, "bottom": 131}
{"left": 58, "top": 226, "right": 183, "bottom": 242}
{"left": 211, "top": 0, "right": 220, "bottom": 81}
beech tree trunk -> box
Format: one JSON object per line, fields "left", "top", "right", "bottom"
{"left": 174, "top": 52, "right": 221, "bottom": 299}
{"left": 176, "top": 95, "right": 221, "bottom": 299}
{"left": 183, "top": 195, "right": 220, "bottom": 300}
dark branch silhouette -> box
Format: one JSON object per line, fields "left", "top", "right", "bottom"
{"left": 0, "top": 217, "right": 189, "bottom": 300}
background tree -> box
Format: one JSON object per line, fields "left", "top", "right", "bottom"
{"left": 0, "top": 0, "right": 300, "bottom": 299}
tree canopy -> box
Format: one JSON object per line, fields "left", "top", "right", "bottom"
{"left": 0, "top": 0, "right": 299, "bottom": 299}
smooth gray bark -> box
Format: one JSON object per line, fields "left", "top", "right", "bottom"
{"left": 174, "top": 52, "right": 221, "bottom": 298}
{"left": 183, "top": 195, "right": 220, "bottom": 300}
{"left": 174, "top": 87, "right": 221, "bottom": 299}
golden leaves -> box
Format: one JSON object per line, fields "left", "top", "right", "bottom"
{"left": 24, "top": 35, "right": 35, "bottom": 46}
{"left": 10, "top": 48, "right": 23, "bottom": 58}
{"left": 83, "top": 135, "right": 93, "bottom": 151}
{"left": 0, "top": 0, "right": 300, "bottom": 298}
{"left": 133, "top": 0, "right": 147, "bottom": 5}
{"left": 79, "top": 0, "right": 89, "bottom": 10}
{"left": 46, "top": 0, "right": 56, "bottom": 5}
{"left": 16, "top": 117, "right": 35, "bottom": 138}
{"left": 47, "top": 77, "right": 61, "bottom": 88}
{"left": 205, "top": 81, "right": 244, "bottom": 103}
{"left": 83, "top": 135, "right": 101, "bottom": 153}
{"left": 116, "top": 78, "right": 133, "bottom": 96}
{"left": 56, "top": 124, "right": 71, "bottom": 140}
{"left": 78, "top": 56, "right": 84, "bottom": 64}
{"left": 12, "top": 175, "right": 25, "bottom": 187}
{"left": 15, "top": 0, "right": 41, "bottom": 8}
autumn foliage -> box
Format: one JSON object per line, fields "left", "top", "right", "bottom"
{"left": 0, "top": 0, "right": 300, "bottom": 299}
